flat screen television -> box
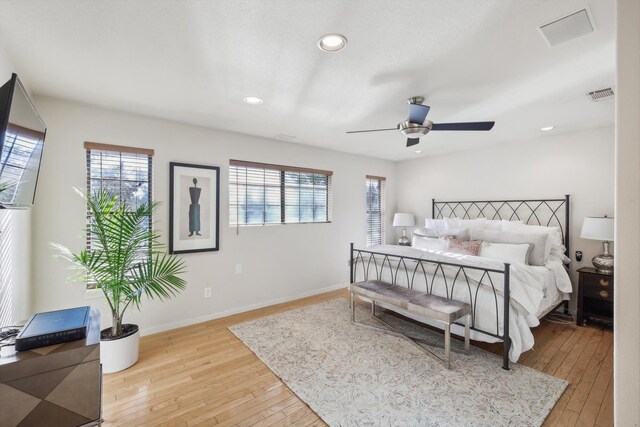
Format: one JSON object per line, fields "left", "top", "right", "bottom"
{"left": 0, "top": 73, "right": 46, "bottom": 208}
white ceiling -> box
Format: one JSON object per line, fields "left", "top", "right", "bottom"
{"left": 0, "top": 0, "right": 615, "bottom": 161}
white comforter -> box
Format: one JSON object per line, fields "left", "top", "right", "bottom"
{"left": 354, "top": 245, "right": 570, "bottom": 362}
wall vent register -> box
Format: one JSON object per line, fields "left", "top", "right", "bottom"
{"left": 587, "top": 88, "right": 615, "bottom": 102}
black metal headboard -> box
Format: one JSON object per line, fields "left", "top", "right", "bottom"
{"left": 432, "top": 195, "right": 570, "bottom": 256}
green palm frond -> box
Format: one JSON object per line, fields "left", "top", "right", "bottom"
{"left": 52, "top": 189, "right": 187, "bottom": 337}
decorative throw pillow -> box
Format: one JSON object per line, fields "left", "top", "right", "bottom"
{"left": 446, "top": 239, "right": 482, "bottom": 256}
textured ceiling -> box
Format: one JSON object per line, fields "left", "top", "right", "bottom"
{"left": 0, "top": 0, "right": 615, "bottom": 161}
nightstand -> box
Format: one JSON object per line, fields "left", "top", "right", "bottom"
{"left": 577, "top": 267, "right": 613, "bottom": 327}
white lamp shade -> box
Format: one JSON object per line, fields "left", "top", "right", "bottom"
{"left": 393, "top": 213, "right": 415, "bottom": 227}
{"left": 580, "top": 217, "right": 614, "bottom": 241}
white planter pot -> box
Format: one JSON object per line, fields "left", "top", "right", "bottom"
{"left": 100, "top": 325, "right": 139, "bottom": 374}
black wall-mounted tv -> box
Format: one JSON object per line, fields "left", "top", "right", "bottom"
{"left": 0, "top": 73, "right": 46, "bottom": 208}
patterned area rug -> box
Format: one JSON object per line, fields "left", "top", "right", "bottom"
{"left": 229, "top": 298, "right": 567, "bottom": 427}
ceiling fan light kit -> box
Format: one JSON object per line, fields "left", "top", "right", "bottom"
{"left": 347, "top": 96, "right": 495, "bottom": 148}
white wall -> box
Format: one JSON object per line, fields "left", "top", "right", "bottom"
{"left": 615, "top": 0, "right": 640, "bottom": 424}
{"left": 396, "top": 126, "right": 615, "bottom": 307}
{"left": 0, "top": 210, "right": 31, "bottom": 325}
{"left": 30, "top": 97, "right": 396, "bottom": 334}
{"left": 0, "top": 39, "right": 14, "bottom": 82}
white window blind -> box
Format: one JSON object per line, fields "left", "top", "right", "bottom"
{"left": 366, "top": 175, "right": 386, "bottom": 246}
{"left": 85, "top": 142, "right": 154, "bottom": 287}
{"left": 85, "top": 142, "right": 153, "bottom": 210}
{"left": 0, "top": 124, "right": 44, "bottom": 205}
{"left": 229, "top": 159, "right": 332, "bottom": 226}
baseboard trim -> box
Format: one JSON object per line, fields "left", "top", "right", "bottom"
{"left": 139, "top": 283, "right": 349, "bottom": 336}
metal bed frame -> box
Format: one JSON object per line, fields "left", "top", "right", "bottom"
{"left": 350, "top": 195, "right": 570, "bottom": 370}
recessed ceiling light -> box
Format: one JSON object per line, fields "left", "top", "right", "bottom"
{"left": 243, "top": 96, "right": 263, "bottom": 105}
{"left": 540, "top": 126, "right": 555, "bottom": 131}
{"left": 317, "top": 34, "right": 347, "bottom": 52}
{"left": 415, "top": 150, "right": 423, "bottom": 154}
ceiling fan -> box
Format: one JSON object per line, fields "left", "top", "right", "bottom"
{"left": 346, "top": 96, "right": 495, "bottom": 147}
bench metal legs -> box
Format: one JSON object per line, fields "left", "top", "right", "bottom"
{"left": 444, "top": 315, "right": 470, "bottom": 369}
{"left": 444, "top": 324, "right": 451, "bottom": 369}
{"left": 350, "top": 292, "right": 355, "bottom": 322}
{"left": 350, "top": 293, "right": 471, "bottom": 370}
{"left": 464, "top": 313, "right": 470, "bottom": 352}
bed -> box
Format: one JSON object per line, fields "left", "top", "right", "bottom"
{"left": 350, "top": 196, "right": 572, "bottom": 369}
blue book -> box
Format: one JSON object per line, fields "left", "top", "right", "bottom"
{"left": 15, "top": 306, "right": 90, "bottom": 351}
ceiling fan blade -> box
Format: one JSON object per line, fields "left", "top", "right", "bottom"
{"left": 431, "top": 121, "right": 495, "bottom": 131}
{"left": 408, "top": 103, "right": 430, "bottom": 125}
{"left": 406, "top": 138, "right": 420, "bottom": 147}
{"left": 346, "top": 127, "right": 397, "bottom": 134}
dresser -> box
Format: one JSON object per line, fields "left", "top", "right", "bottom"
{"left": 577, "top": 267, "right": 613, "bottom": 327}
{"left": 0, "top": 309, "right": 101, "bottom": 427}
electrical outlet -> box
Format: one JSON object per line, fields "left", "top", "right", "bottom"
{"left": 235, "top": 264, "right": 242, "bottom": 274}
{"left": 204, "top": 287, "right": 212, "bottom": 298}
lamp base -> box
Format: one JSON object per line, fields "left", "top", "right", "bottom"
{"left": 592, "top": 254, "right": 614, "bottom": 274}
{"left": 398, "top": 235, "right": 411, "bottom": 246}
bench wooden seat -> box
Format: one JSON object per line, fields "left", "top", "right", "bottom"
{"left": 349, "top": 280, "right": 471, "bottom": 369}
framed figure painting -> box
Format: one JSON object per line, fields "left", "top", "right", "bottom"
{"left": 169, "top": 162, "right": 220, "bottom": 254}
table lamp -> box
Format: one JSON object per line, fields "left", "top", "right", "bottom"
{"left": 580, "top": 216, "right": 614, "bottom": 273}
{"left": 393, "top": 213, "right": 415, "bottom": 246}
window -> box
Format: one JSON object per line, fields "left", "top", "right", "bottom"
{"left": 366, "top": 175, "right": 386, "bottom": 246}
{"left": 229, "top": 159, "right": 332, "bottom": 226}
{"left": 85, "top": 142, "right": 153, "bottom": 286}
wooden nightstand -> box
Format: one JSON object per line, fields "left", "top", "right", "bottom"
{"left": 577, "top": 267, "right": 613, "bottom": 327}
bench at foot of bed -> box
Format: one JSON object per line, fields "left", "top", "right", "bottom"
{"left": 349, "top": 280, "right": 471, "bottom": 369}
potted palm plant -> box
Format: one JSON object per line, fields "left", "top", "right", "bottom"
{"left": 53, "top": 190, "right": 186, "bottom": 373}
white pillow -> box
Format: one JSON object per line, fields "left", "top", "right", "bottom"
{"left": 499, "top": 219, "right": 524, "bottom": 228}
{"left": 483, "top": 219, "right": 503, "bottom": 231}
{"left": 501, "top": 221, "right": 564, "bottom": 261}
{"left": 549, "top": 251, "right": 571, "bottom": 265}
{"left": 444, "top": 217, "right": 487, "bottom": 230}
{"left": 470, "top": 228, "right": 549, "bottom": 266}
{"left": 413, "top": 227, "right": 470, "bottom": 240}
{"left": 479, "top": 241, "right": 531, "bottom": 265}
{"left": 411, "top": 236, "right": 448, "bottom": 252}
{"left": 424, "top": 218, "right": 447, "bottom": 229}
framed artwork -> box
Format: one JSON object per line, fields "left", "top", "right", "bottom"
{"left": 169, "top": 162, "right": 220, "bottom": 254}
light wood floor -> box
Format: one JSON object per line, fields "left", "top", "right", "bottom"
{"left": 101, "top": 289, "right": 613, "bottom": 426}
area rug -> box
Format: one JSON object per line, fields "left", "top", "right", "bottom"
{"left": 228, "top": 298, "right": 567, "bottom": 427}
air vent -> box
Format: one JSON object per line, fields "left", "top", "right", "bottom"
{"left": 587, "top": 88, "right": 614, "bottom": 102}
{"left": 539, "top": 9, "right": 594, "bottom": 46}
